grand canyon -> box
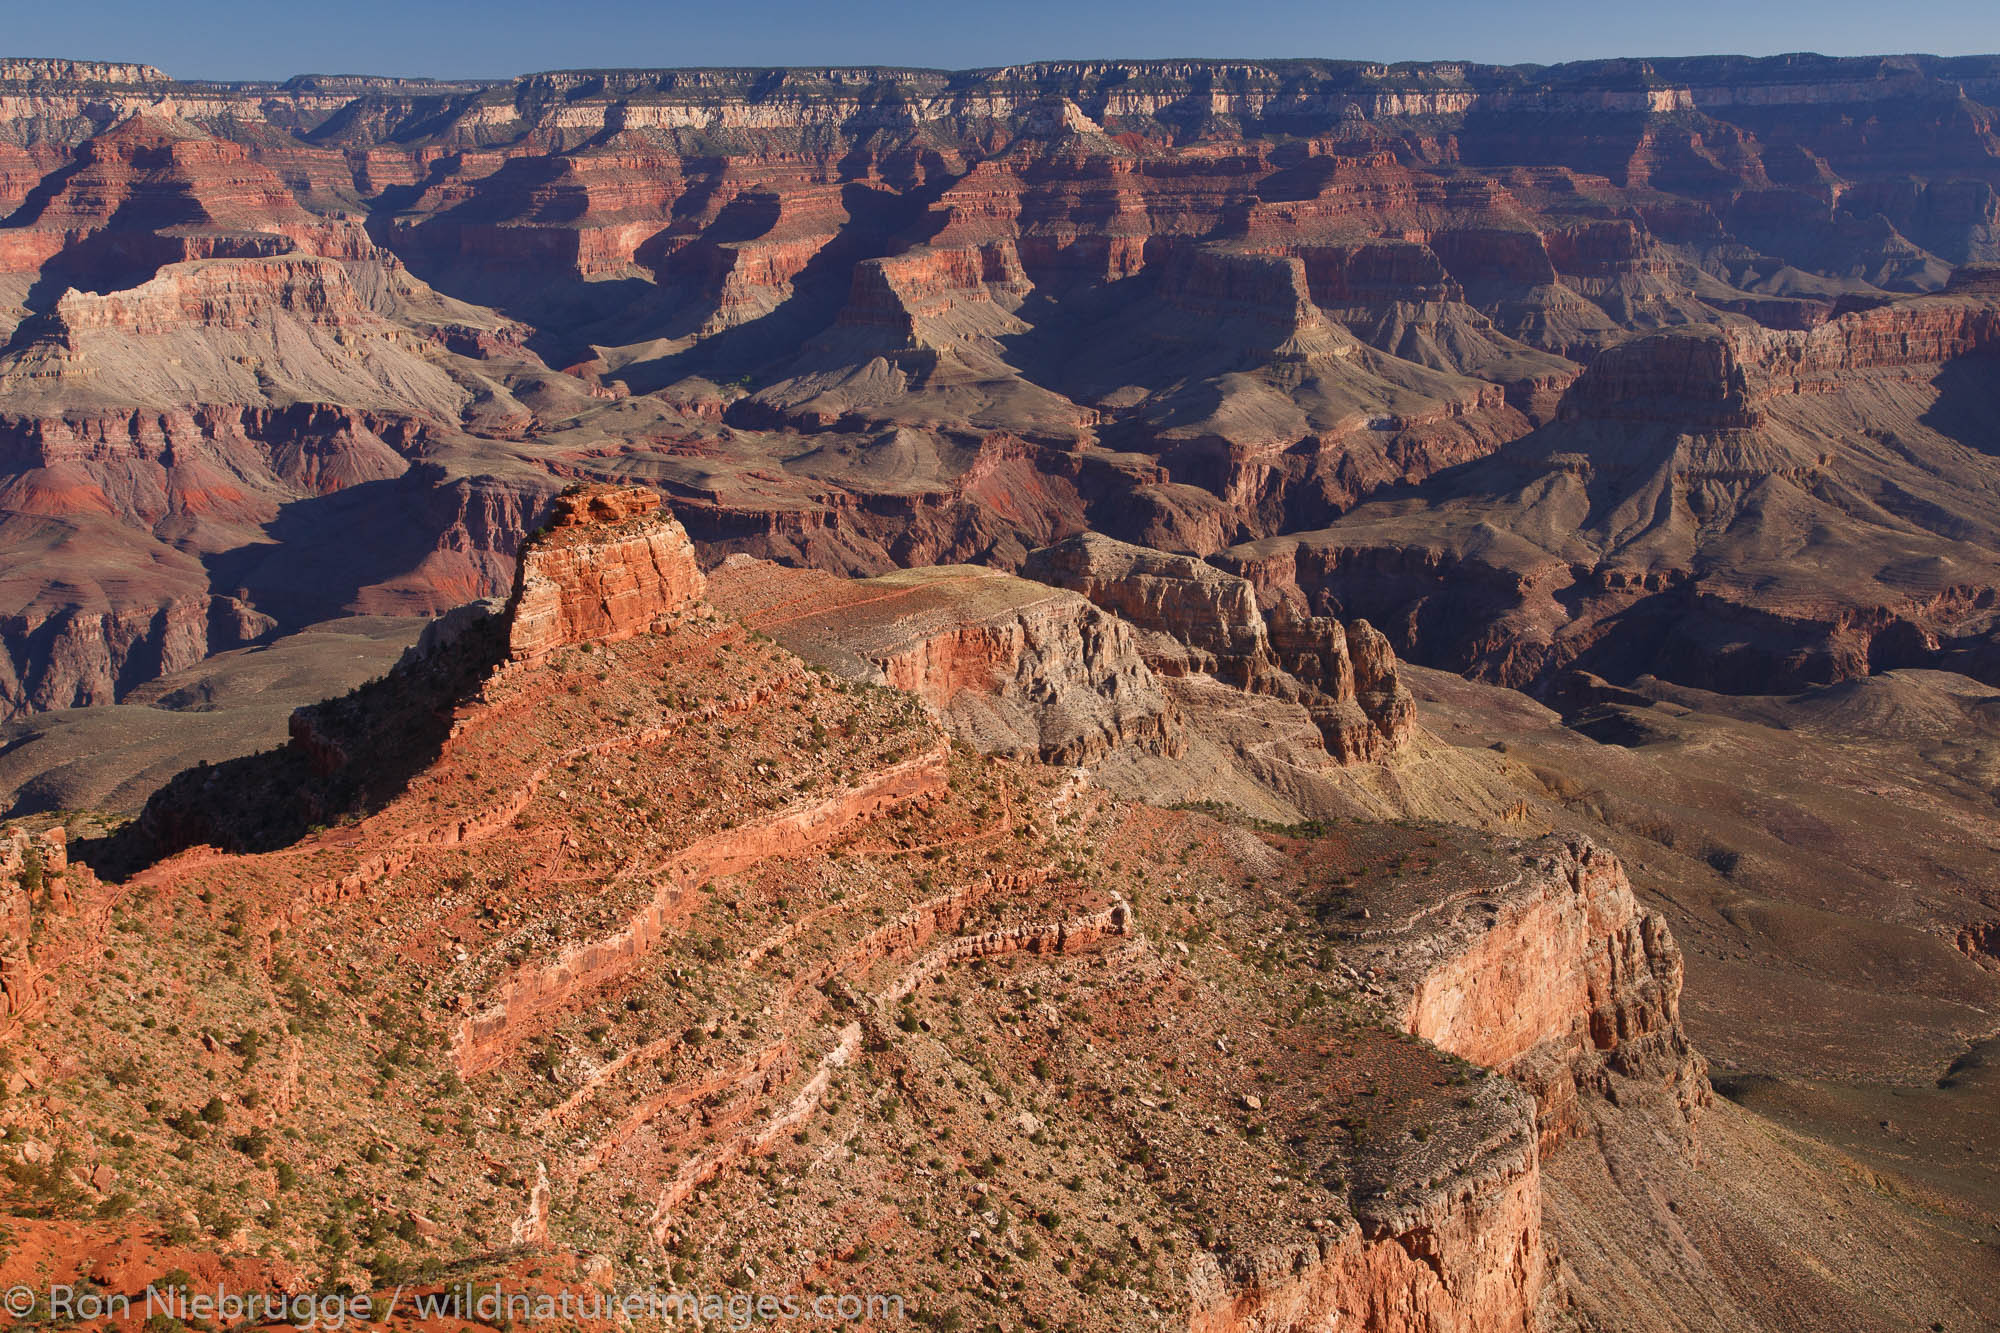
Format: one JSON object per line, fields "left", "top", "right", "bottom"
{"left": 0, "top": 49, "right": 1997, "bottom": 1332}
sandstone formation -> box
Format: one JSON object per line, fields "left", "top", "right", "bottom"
{"left": 1025, "top": 532, "right": 1416, "bottom": 762}
{"left": 1360, "top": 837, "right": 1709, "bottom": 1152}
{"left": 0, "top": 824, "right": 105, "bottom": 1035}
{"left": 2, "top": 465, "right": 1992, "bottom": 1331}
{"left": 504, "top": 485, "right": 706, "bottom": 660}
{"left": 707, "top": 556, "right": 1183, "bottom": 766}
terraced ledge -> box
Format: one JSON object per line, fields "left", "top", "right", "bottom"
{"left": 558, "top": 888, "right": 1133, "bottom": 1242}
{"left": 875, "top": 896, "right": 1134, "bottom": 1006}
{"left": 452, "top": 740, "right": 951, "bottom": 1076}
{"left": 576, "top": 1039, "right": 799, "bottom": 1175}
{"left": 645, "top": 1022, "right": 863, "bottom": 1234}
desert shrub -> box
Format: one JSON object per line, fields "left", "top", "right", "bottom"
{"left": 6, "top": 1140, "right": 83, "bottom": 1216}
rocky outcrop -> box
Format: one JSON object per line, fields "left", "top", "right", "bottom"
{"left": 1023, "top": 534, "right": 1271, "bottom": 673}
{"left": 1189, "top": 1089, "right": 1544, "bottom": 1333}
{"left": 1267, "top": 603, "right": 1420, "bottom": 764}
{"left": 1183, "top": 835, "right": 1714, "bottom": 1332}
{"left": 1557, "top": 329, "right": 1758, "bottom": 428}
{"left": 0, "top": 828, "right": 54, "bottom": 1026}
{"left": 1731, "top": 282, "right": 2000, "bottom": 399}
{"left": 1023, "top": 532, "right": 1416, "bottom": 762}
{"left": 1356, "top": 837, "right": 1710, "bottom": 1152}
{"left": 707, "top": 557, "right": 1183, "bottom": 766}
{"left": 869, "top": 583, "right": 1182, "bottom": 766}
{"left": 44, "top": 255, "right": 381, "bottom": 337}
{"left": 504, "top": 485, "right": 706, "bottom": 661}
{"left": 0, "top": 826, "right": 109, "bottom": 1035}
{"left": 1166, "top": 836, "right": 1709, "bottom": 1331}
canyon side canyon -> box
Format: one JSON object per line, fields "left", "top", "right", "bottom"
{"left": 0, "top": 50, "right": 1997, "bottom": 1333}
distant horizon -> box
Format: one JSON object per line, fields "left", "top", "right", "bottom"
{"left": 9, "top": 47, "right": 2000, "bottom": 87}
{"left": 7, "top": 0, "right": 1997, "bottom": 84}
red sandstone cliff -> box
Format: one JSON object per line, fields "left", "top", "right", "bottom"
{"left": 1184, "top": 834, "right": 1711, "bottom": 1332}
{"left": 504, "top": 485, "right": 707, "bottom": 660}
{"left": 0, "top": 826, "right": 107, "bottom": 1035}
{"left": 1182, "top": 834, "right": 1711, "bottom": 1333}
{"left": 1366, "top": 838, "right": 1709, "bottom": 1152}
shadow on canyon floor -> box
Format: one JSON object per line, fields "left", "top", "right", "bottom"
{"left": 73, "top": 605, "right": 507, "bottom": 877}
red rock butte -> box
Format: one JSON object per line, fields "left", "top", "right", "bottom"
{"left": 505, "top": 485, "right": 707, "bottom": 660}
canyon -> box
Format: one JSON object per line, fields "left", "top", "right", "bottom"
{"left": 0, "top": 484, "right": 1990, "bottom": 1333}
{"left": 0, "top": 42, "right": 1997, "bottom": 1333}
{"left": 0, "top": 54, "right": 1998, "bottom": 734}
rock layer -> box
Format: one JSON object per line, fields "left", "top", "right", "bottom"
{"left": 505, "top": 486, "right": 706, "bottom": 660}
{"left": 1356, "top": 837, "right": 1710, "bottom": 1152}
{"left": 706, "top": 556, "right": 1183, "bottom": 766}
{"left": 1024, "top": 532, "right": 1416, "bottom": 762}
{"left": 1188, "top": 1101, "right": 1543, "bottom": 1333}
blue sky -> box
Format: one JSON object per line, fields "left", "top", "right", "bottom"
{"left": 11, "top": 0, "right": 1999, "bottom": 81}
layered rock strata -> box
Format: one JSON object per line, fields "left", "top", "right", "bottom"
{"left": 1024, "top": 532, "right": 1415, "bottom": 762}
{"left": 1354, "top": 837, "right": 1710, "bottom": 1153}
{"left": 706, "top": 556, "right": 1183, "bottom": 766}
{"left": 505, "top": 485, "right": 707, "bottom": 660}
{"left": 5, "top": 57, "right": 2000, "bottom": 717}
{"left": 1211, "top": 278, "right": 2000, "bottom": 698}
